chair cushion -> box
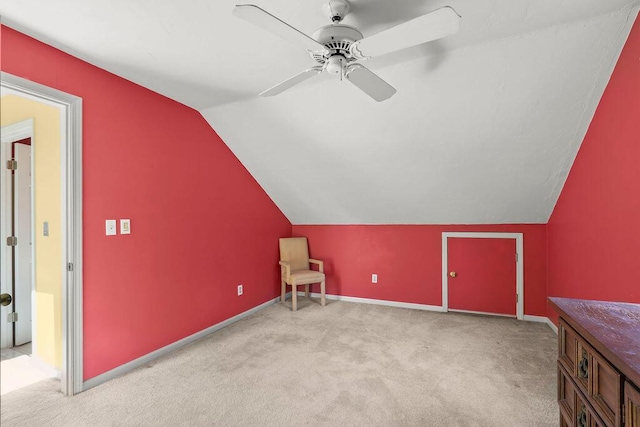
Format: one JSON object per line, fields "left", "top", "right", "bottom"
{"left": 288, "top": 269, "right": 325, "bottom": 285}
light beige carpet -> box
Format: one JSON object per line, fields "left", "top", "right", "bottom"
{"left": 1, "top": 300, "right": 558, "bottom": 426}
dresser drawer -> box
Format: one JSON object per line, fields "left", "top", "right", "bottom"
{"left": 559, "top": 320, "right": 622, "bottom": 426}
{"left": 559, "top": 363, "right": 576, "bottom": 422}
{"left": 574, "top": 384, "right": 607, "bottom": 427}
{"left": 626, "top": 381, "right": 640, "bottom": 427}
{"left": 559, "top": 320, "right": 579, "bottom": 377}
{"left": 560, "top": 362, "right": 608, "bottom": 427}
{"left": 591, "top": 349, "right": 621, "bottom": 426}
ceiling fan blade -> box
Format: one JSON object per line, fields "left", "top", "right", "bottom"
{"left": 234, "top": 4, "right": 326, "bottom": 52}
{"left": 260, "top": 67, "right": 323, "bottom": 97}
{"left": 345, "top": 64, "right": 396, "bottom": 102}
{"left": 350, "top": 6, "right": 461, "bottom": 59}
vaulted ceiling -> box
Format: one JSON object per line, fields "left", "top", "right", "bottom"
{"left": 2, "top": 0, "right": 639, "bottom": 224}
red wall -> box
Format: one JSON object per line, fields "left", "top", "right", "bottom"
{"left": 547, "top": 17, "right": 640, "bottom": 309}
{"left": 293, "top": 224, "right": 548, "bottom": 316}
{"left": 1, "top": 26, "right": 291, "bottom": 379}
{"left": 3, "top": 12, "right": 637, "bottom": 380}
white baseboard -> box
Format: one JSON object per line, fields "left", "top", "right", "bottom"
{"left": 297, "top": 292, "right": 558, "bottom": 333}
{"left": 29, "top": 354, "right": 61, "bottom": 379}
{"left": 296, "top": 291, "right": 446, "bottom": 313}
{"left": 84, "top": 293, "right": 558, "bottom": 391}
{"left": 449, "top": 308, "right": 515, "bottom": 318}
{"left": 523, "top": 314, "right": 558, "bottom": 334}
{"left": 82, "top": 296, "right": 282, "bottom": 392}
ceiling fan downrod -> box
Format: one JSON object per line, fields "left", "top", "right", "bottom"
{"left": 322, "top": 0, "right": 351, "bottom": 23}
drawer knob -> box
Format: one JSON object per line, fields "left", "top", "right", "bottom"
{"left": 578, "top": 349, "right": 589, "bottom": 379}
{"left": 577, "top": 404, "right": 587, "bottom": 427}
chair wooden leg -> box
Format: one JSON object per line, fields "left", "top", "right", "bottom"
{"left": 320, "top": 279, "right": 326, "bottom": 306}
{"left": 305, "top": 284, "right": 310, "bottom": 298}
{"left": 292, "top": 285, "right": 297, "bottom": 311}
{"left": 281, "top": 279, "right": 286, "bottom": 303}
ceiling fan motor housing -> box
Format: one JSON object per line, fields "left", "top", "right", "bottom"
{"left": 310, "top": 24, "right": 363, "bottom": 68}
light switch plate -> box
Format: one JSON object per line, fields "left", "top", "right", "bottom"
{"left": 106, "top": 219, "right": 117, "bottom": 236}
{"left": 120, "top": 219, "right": 131, "bottom": 235}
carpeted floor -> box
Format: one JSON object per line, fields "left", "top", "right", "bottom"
{"left": 0, "top": 300, "right": 558, "bottom": 426}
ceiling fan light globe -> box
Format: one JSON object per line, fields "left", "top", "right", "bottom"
{"left": 326, "top": 55, "right": 345, "bottom": 75}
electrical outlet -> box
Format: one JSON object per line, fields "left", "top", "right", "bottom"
{"left": 372, "top": 274, "right": 378, "bottom": 284}
{"left": 237, "top": 284, "right": 243, "bottom": 296}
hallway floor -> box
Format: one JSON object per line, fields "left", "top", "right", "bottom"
{"left": 1, "top": 342, "right": 32, "bottom": 361}
{"left": 1, "top": 342, "right": 58, "bottom": 395}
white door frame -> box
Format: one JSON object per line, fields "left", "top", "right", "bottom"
{"left": 441, "top": 232, "right": 524, "bottom": 320}
{"left": 1, "top": 72, "right": 84, "bottom": 395}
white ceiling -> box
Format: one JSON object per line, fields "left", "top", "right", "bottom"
{"left": 2, "top": 0, "right": 639, "bottom": 224}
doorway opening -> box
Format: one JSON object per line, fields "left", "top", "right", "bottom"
{"left": 0, "top": 72, "right": 83, "bottom": 395}
{"left": 441, "top": 232, "right": 524, "bottom": 319}
{"left": 1, "top": 130, "right": 33, "bottom": 350}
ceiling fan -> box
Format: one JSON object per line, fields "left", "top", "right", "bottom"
{"left": 233, "top": 1, "right": 461, "bottom": 102}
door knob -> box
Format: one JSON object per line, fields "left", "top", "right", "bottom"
{"left": 449, "top": 271, "right": 457, "bottom": 278}
{"left": 0, "top": 293, "right": 12, "bottom": 306}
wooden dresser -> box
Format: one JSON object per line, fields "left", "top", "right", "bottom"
{"left": 549, "top": 297, "right": 640, "bottom": 427}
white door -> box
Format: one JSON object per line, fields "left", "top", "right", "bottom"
{"left": 0, "top": 137, "right": 13, "bottom": 349}
{"left": 0, "top": 131, "right": 34, "bottom": 349}
{"left": 14, "top": 142, "right": 33, "bottom": 346}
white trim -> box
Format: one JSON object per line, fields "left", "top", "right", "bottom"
{"left": 522, "top": 314, "right": 548, "bottom": 323}
{"left": 30, "top": 136, "right": 37, "bottom": 356}
{"left": 448, "top": 308, "right": 515, "bottom": 318}
{"left": 66, "top": 80, "right": 83, "bottom": 395}
{"left": 442, "top": 232, "right": 524, "bottom": 320}
{"left": 523, "top": 315, "right": 558, "bottom": 334}
{"left": 0, "top": 119, "right": 33, "bottom": 143}
{"left": 83, "top": 296, "right": 282, "bottom": 391}
{"left": 296, "top": 292, "right": 447, "bottom": 312}
{"left": 1, "top": 72, "right": 83, "bottom": 396}
{"left": 297, "top": 292, "right": 559, "bottom": 333}
{"left": 29, "top": 354, "right": 62, "bottom": 380}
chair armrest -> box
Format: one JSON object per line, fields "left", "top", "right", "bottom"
{"left": 308, "top": 258, "right": 324, "bottom": 273}
{"left": 279, "top": 261, "right": 290, "bottom": 278}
